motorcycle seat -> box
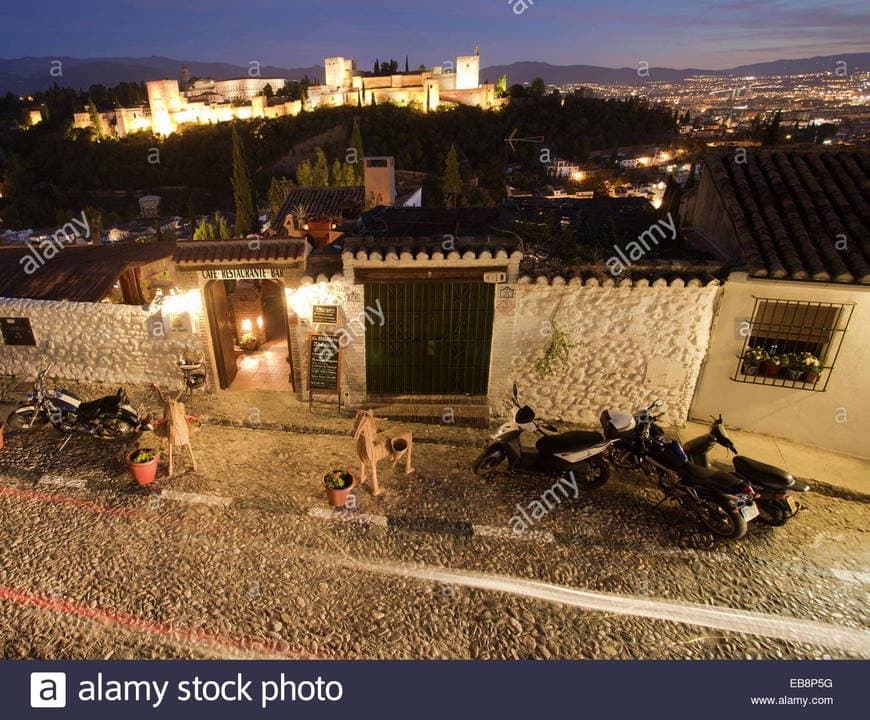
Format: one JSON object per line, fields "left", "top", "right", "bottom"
{"left": 684, "top": 463, "right": 745, "bottom": 492}
{"left": 537, "top": 430, "right": 605, "bottom": 455}
{"left": 733, "top": 455, "right": 794, "bottom": 490}
{"left": 78, "top": 396, "right": 121, "bottom": 419}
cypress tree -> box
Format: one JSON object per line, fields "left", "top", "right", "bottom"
{"left": 442, "top": 144, "right": 462, "bottom": 208}
{"left": 231, "top": 124, "right": 257, "bottom": 236}
{"left": 350, "top": 116, "right": 365, "bottom": 184}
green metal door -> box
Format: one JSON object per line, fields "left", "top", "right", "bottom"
{"left": 365, "top": 281, "right": 495, "bottom": 395}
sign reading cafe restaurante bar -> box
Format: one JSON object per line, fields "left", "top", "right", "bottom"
{"left": 201, "top": 268, "right": 284, "bottom": 280}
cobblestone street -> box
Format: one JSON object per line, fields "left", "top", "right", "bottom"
{"left": 0, "top": 389, "right": 868, "bottom": 660}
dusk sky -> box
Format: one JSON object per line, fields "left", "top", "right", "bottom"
{"left": 1, "top": 0, "right": 869, "bottom": 69}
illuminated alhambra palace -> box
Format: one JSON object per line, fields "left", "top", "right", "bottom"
{"left": 74, "top": 48, "right": 502, "bottom": 137}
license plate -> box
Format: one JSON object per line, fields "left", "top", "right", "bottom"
{"left": 785, "top": 496, "right": 797, "bottom": 513}
{"left": 740, "top": 503, "right": 760, "bottom": 522}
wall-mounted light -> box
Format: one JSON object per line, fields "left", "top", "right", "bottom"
{"left": 242, "top": 318, "right": 253, "bottom": 332}
{"left": 257, "top": 316, "right": 263, "bottom": 329}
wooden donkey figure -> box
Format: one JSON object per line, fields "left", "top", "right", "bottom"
{"left": 152, "top": 384, "right": 197, "bottom": 478}
{"left": 352, "top": 410, "right": 414, "bottom": 496}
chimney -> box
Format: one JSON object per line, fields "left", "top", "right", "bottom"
{"left": 363, "top": 157, "right": 396, "bottom": 207}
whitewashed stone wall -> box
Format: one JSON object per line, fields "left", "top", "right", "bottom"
{"left": 503, "top": 278, "right": 721, "bottom": 426}
{"left": 0, "top": 297, "right": 204, "bottom": 386}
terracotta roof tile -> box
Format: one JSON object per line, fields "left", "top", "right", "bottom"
{"left": 173, "top": 239, "right": 307, "bottom": 265}
{"left": 705, "top": 149, "right": 870, "bottom": 284}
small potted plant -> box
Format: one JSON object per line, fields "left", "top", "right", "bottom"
{"left": 740, "top": 347, "right": 768, "bottom": 376}
{"left": 781, "top": 353, "right": 804, "bottom": 380}
{"left": 760, "top": 353, "right": 782, "bottom": 378}
{"left": 798, "top": 352, "right": 822, "bottom": 383}
{"left": 126, "top": 448, "right": 160, "bottom": 486}
{"left": 238, "top": 332, "right": 261, "bottom": 352}
{"left": 324, "top": 467, "right": 355, "bottom": 507}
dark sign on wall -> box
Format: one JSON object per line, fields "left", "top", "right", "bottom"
{"left": 312, "top": 305, "right": 338, "bottom": 325}
{"left": 0, "top": 317, "right": 36, "bottom": 346}
{"left": 308, "top": 334, "right": 341, "bottom": 412}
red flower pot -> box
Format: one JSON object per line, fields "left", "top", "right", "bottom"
{"left": 127, "top": 449, "right": 160, "bottom": 486}
{"left": 803, "top": 371, "right": 820, "bottom": 384}
{"left": 0, "top": 422, "right": 4, "bottom": 451}
{"left": 324, "top": 472, "right": 356, "bottom": 507}
{"left": 760, "top": 360, "right": 781, "bottom": 378}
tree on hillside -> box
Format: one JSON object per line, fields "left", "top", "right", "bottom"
{"left": 87, "top": 99, "right": 104, "bottom": 139}
{"left": 405, "top": 56, "right": 409, "bottom": 73}
{"left": 312, "top": 148, "right": 330, "bottom": 186}
{"left": 442, "top": 144, "right": 462, "bottom": 208}
{"left": 296, "top": 159, "right": 314, "bottom": 186}
{"left": 530, "top": 77, "right": 546, "bottom": 98}
{"left": 268, "top": 176, "right": 294, "bottom": 220}
{"left": 263, "top": 83, "right": 274, "bottom": 99}
{"left": 350, "top": 116, "right": 365, "bottom": 183}
{"left": 193, "top": 212, "right": 231, "bottom": 241}
{"left": 231, "top": 124, "right": 257, "bottom": 236}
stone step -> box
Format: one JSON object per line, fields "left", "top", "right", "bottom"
{"left": 365, "top": 401, "right": 491, "bottom": 428}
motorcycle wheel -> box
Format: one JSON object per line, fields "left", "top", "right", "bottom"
{"left": 757, "top": 498, "right": 793, "bottom": 526}
{"left": 609, "top": 442, "right": 642, "bottom": 470}
{"left": 96, "top": 418, "right": 136, "bottom": 441}
{"left": 576, "top": 457, "right": 610, "bottom": 489}
{"left": 473, "top": 447, "right": 507, "bottom": 478}
{"left": 6, "top": 409, "right": 48, "bottom": 431}
{"left": 694, "top": 496, "right": 748, "bottom": 539}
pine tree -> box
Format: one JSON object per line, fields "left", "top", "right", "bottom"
{"left": 405, "top": 56, "right": 409, "bottom": 73}
{"left": 87, "top": 99, "right": 103, "bottom": 139}
{"left": 350, "top": 116, "right": 365, "bottom": 184}
{"left": 374, "top": 59, "right": 380, "bottom": 74}
{"left": 330, "top": 158, "right": 344, "bottom": 186}
{"left": 442, "top": 144, "right": 462, "bottom": 207}
{"left": 214, "top": 212, "right": 231, "bottom": 239}
{"left": 296, "top": 159, "right": 314, "bottom": 186}
{"left": 231, "top": 124, "right": 257, "bottom": 236}
{"left": 313, "top": 148, "right": 330, "bottom": 187}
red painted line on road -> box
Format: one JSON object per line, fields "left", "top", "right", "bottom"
{"left": 0, "top": 585, "right": 331, "bottom": 660}
{"left": 0, "top": 485, "right": 218, "bottom": 532}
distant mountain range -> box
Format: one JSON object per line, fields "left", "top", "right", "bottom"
{"left": 2, "top": 52, "right": 869, "bottom": 95}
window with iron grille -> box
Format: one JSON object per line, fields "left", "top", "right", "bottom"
{"left": 734, "top": 299, "right": 853, "bottom": 392}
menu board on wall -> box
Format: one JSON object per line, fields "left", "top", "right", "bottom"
{"left": 0, "top": 317, "right": 36, "bottom": 346}
{"left": 308, "top": 334, "right": 341, "bottom": 412}
{"left": 312, "top": 305, "right": 338, "bottom": 325}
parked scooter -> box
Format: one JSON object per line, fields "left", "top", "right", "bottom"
{"left": 6, "top": 364, "right": 150, "bottom": 440}
{"left": 683, "top": 416, "right": 809, "bottom": 526}
{"left": 611, "top": 401, "right": 760, "bottom": 539}
{"left": 472, "top": 384, "right": 631, "bottom": 489}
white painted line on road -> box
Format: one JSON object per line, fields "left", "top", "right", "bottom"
{"left": 324, "top": 555, "right": 870, "bottom": 657}
{"left": 473, "top": 524, "right": 556, "bottom": 543}
{"left": 160, "top": 490, "right": 233, "bottom": 508}
{"left": 308, "top": 507, "right": 387, "bottom": 526}
{"left": 38, "top": 475, "right": 87, "bottom": 489}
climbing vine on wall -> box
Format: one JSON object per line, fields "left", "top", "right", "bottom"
{"left": 535, "top": 325, "right": 576, "bottom": 377}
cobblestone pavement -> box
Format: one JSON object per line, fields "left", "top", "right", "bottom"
{"left": 0, "top": 389, "right": 868, "bottom": 660}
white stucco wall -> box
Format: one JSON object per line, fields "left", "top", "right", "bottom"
{"left": 691, "top": 273, "right": 870, "bottom": 459}
{"left": 0, "top": 297, "right": 204, "bottom": 386}
{"left": 503, "top": 277, "right": 721, "bottom": 427}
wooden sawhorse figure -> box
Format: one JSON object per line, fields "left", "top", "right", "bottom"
{"left": 152, "top": 384, "right": 197, "bottom": 478}
{"left": 351, "top": 409, "right": 415, "bottom": 496}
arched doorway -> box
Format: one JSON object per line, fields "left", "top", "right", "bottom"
{"left": 204, "top": 278, "right": 295, "bottom": 391}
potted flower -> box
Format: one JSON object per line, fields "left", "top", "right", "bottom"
{"left": 238, "top": 332, "right": 261, "bottom": 352}
{"left": 126, "top": 448, "right": 160, "bottom": 486}
{"left": 798, "top": 352, "right": 822, "bottom": 383}
{"left": 760, "top": 353, "right": 783, "bottom": 378}
{"left": 740, "top": 347, "right": 768, "bottom": 376}
{"left": 781, "top": 353, "right": 805, "bottom": 380}
{"left": 324, "top": 467, "right": 355, "bottom": 507}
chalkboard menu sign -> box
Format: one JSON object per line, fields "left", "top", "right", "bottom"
{"left": 312, "top": 305, "right": 338, "bottom": 324}
{"left": 308, "top": 334, "right": 341, "bottom": 412}
{"left": 0, "top": 317, "right": 36, "bottom": 346}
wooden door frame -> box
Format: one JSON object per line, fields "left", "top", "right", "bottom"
{"left": 203, "top": 280, "right": 237, "bottom": 390}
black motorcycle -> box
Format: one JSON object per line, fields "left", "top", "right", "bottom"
{"left": 472, "top": 384, "right": 628, "bottom": 489}
{"left": 611, "top": 401, "right": 759, "bottom": 539}
{"left": 6, "top": 364, "right": 150, "bottom": 440}
{"left": 683, "top": 415, "right": 809, "bottom": 526}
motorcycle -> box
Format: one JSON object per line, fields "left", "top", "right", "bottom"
{"left": 683, "top": 415, "right": 809, "bottom": 526}
{"left": 611, "top": 401, "right": 760, "bottom": 540}
{"left": 472, "top": 383, "right": 631, "bottom": 489}
{"left": 6, "top": 364, "right": 151, "bottom": 440}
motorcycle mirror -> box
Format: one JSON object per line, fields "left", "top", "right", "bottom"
{"left": 651, "top": 399, "right": 663, "bottom": 408}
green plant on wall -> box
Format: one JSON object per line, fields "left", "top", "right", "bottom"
{"left": 535, "top": 325, "right": 575, "bottom": 377}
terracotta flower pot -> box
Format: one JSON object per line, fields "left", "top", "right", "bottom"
{"left": 324, "top": 472, "right": 355, "bottom": 507}
{"left": 0, "top": 421, "right": 4, "bottom": 450}
{"left": 760, "top": 360, "right": 781, "bottom": 378}
{"left": 741, "top": 362, "right": 760, "bottom": 376}
{"left": 127, "top": 449, "right": 160, "bottom": 486}
{"left": 803, "top": 371, "right": 820, "bottom": 384}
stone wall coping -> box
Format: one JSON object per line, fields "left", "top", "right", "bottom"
{"left": 516, "top": 276, "right": 722, "bottom": 288}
